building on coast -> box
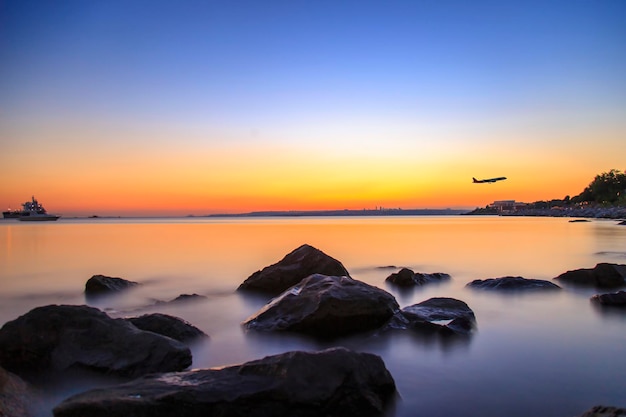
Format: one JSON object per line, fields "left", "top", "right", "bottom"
{"left": 488, "top": 200, "right": 528, "bottom": 213}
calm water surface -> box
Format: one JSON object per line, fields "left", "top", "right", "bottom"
{"left": 1, "top": 216, "right": 625, "bottom": 416}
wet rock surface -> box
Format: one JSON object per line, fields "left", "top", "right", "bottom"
{"left": 0, "top": 366, "right": 37, "bottom": 417}
{"left": 237, "top": 244, "right": 350, "bottom": 295}
{"left": 0, "top": 305, "right": 192, "bottom": 382}
{"left": 53, "top": 347, "right": 397, "bottom": 417}
{"left": 385, "top": 267, "right": 450, "bottom": 287}
{"left": 386, "top": 297, "right": 476, "bottom": 335}
{"left": 554, "top": 263, "right": 626, "bottom": 288}
{"left": 126, "top": 313, "right": 209, "bottom": 343}
{"left": 84, "top": 274, "right": 138, "bottom": 296}
{"left": 243, "top": 274, "right": 399, "bottom": 338}
{"left": 467, "top": 276, "right": 561, "bottom": 291}
{"left": 591, "top": 290, "right": 626, "bottom": 306}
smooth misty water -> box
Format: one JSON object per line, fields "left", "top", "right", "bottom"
{"left": 1, "top": 216, "right": 625, "bottom": 416}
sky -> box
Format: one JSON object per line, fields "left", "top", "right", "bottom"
{"left": 1, "top": 0, "right": 625, "bottom": 216}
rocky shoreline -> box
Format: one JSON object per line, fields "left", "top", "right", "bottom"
{"left": 469, "top": 206, "right": 626, "bottom": 219}
{"left": 506, "top": 206, "right": 626, "bottom": 219}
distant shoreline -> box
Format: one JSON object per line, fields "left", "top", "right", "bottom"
{"left": 204, "top": 208, "right": 470, "bottom": 217}
{"left": 8, "top": 206, "right": 624, "bottom": 220}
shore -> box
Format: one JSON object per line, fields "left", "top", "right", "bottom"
{"left": 468, "top": 206, "right": 626, "bottom": 220}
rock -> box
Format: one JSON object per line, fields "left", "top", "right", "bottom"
{"left": 169, "top": 293, "right": 207, "bottom": 303}
{"left": 402, "top": 297, "right": 476, "bottom": 322}
{"left": 84, "top": 274, "right": 138, "bottom": 296}
{"left": 446, "top": 317, "right": 475, "bottom": 334}
{"left": 591, "top": 290, "right": 626, "bottom": 306}
{"left": 386, "top": 297, "right": 476, "bottom": 335}
{"left": 53, "top": 347, "right": 397, "bottom": 417}
{"left": 385, "top": 267, "right": 416, "bottom": 286}
{"left": 576, "top": 405, "right": 626, "bottom": 417}
{"left": 554, "top": 263, "right": 626, "bottom": 288}
{"left": 237, "top": 244, "right": 350, "bottom": 295}
{"left": 0, "top": 305, "right": 192, "bottom": 383}
{"left": 243, "top": 274, "right": 399, "bottom": 338}
{"left": 0, "top": 366, "right": 36, "bottom": 417}
{"left": 467, "top": 276, "right": 561, "bottom": 291}
{"left": 153, "top": 293, "right": 209, "bottom": 306}
{"left": 385, "top": 267, "right": 450, "bottom": 287}
{"left": 126, "top": 313, "right": 209, "bottom": 343}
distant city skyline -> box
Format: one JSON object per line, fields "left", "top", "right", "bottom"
{"left": 1, "top": 1, "right": 625, "bottom": 216}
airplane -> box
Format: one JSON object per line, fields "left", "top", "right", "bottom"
{"left": 473, "top": 176, "right": 507, "bottom": 183}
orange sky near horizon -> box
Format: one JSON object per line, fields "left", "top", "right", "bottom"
{"left": 1, "top": 126, "right": 620, "bottom": 216}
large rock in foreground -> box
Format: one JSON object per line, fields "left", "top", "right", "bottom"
{"left": 385, "top": 267, "right": 450, "bottom": 287}
{"left": 84, "top": 274, "right": 139, "bottom": 296}
{"left": 467, "top": 276, "right": 561, "bottom": 291}
{"left": 243, "top": 274, "right": 399, "bottom": 338}
{"left": 0, "top": 366, "right": 36, "bottom": 417}
{"left": 386, "top": 297, "right": 476, "bottom": 335}
{"left": 591, "top": 290, "right": 626, "bottom": 306}
{"left": 53, "top": 347, "right": 397, "bottom": 417}
{"left": 126, "top": 313, "right": 209, "bottom": 343}
{"left": 237, "top": 244, "right": 350, "bottom": 295}
{"left": 554, "top": 263, "right": 626, "bottom": 288}
{"left": 0, "top": 305, "right": 191, "bottom": 382}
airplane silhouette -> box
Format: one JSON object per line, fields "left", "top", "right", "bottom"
{"left": 473, "top": 176, "right": 507, "bottom": 183}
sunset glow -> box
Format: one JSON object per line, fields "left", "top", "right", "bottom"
{"left": 1, "top": 1, "right": 625, "bottom": 216}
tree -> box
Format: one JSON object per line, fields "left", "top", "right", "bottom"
{"left": 572, "top": 169, "right": 626, "bottom": 205}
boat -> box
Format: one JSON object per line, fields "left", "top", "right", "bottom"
{"left": 2, "top": 209, "right": 23, "bottom": 218}
{"left": 18, "top": 211, "right": 61, "bottom": 221}
{"left": 3, "top": 196, "right": 60, "bottom": 221}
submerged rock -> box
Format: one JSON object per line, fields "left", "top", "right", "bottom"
{"left": 577, "top": 405, "right": 626, "bottom": 417}
{"left": 153, "top": 293, "right": 209, "bottom": 306}
{"left": 169, "top": 293, "right": 207, "bottom": 303}
{"left": 554, "top": 263, "right": 626, "bottom": 288}
{"left": 126, "top": 313, "right": 209, "bottom": 343}
{"left": 237, "top": 244, "right": 350, "bottom": 295}
{"left": 386, "top": 297, "right": 476, "bottom": 335}
{"left": 467, "top": 276, "right": 561, "bottom": 291}
{"left": 385, "top": 267, "right": 451, "bottom": 287}
{"left": 243, "top": 274, "right": 399, "bottom": 338}
{"left": 53, "top": 347, "right": 397, "bottom": 417}
{"left": 0, "top": 305, "right": 191, "bottom": 383}
{"left": 84, "top": 274, "right": 139, "bottom": 296}
{"left": 591, "top": 290, "right": 626, "bottom": 306}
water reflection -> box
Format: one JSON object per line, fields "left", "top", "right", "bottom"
{"left": 1, "top": 217, "right": 626, "bottom": 417}
{"left": 590, "top": 298, "right": 626, "bottom": 322}
{"left": 384, "top": 328, "right": 473, "bottom": 353}
{"left": 384, "top": 279, "right": 452, "bottom": 304}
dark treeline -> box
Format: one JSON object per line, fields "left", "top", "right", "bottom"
{"left": 470, "top": 169, "right": 626, "bottom": 215}
{"left": 528, "top": 169, "right": 626, "bottom": 209}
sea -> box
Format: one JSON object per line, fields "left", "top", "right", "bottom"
{"left": 1, "top": 215, "right": 625, "bottom": 417}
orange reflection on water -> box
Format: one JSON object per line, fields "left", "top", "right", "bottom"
{"left": 0, "top": 216, "right": 605, "bottom": 299}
